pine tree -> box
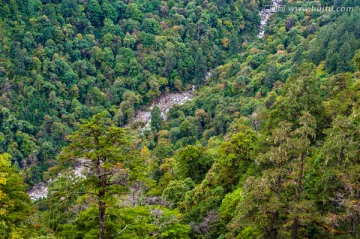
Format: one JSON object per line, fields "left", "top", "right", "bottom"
{"left": 337, "top": 42, "right": 353, "bottom": 72}
{"left": 229, "top": 30, "right": 240, "bottom": 55}
{"left": 288, "top": 112, "right": 316, "bottom": 239}
{"left": 87, "top": 0, "right": 102, "bottom": 27}
{"left": 235, "top": 112, "right": 317, "bottom": 238}
{"left": 165, "top": 42, "right": 176, "bottom": 79}
{"left": 151, "top": 105, "right": 163, "bottom": 132}
{"left": 195, "top": 48, "right": 207, "bottom": 87}
{"left": 58, "top": 112, "right": 140, "bottom": 239}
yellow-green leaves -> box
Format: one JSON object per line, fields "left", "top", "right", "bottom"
{"left": 0, "top": 153, "right": 31, "bottom": 238}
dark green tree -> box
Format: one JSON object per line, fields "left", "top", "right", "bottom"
{"left": 87, "top": 0, "right": 102, "bottom": 27}
{"left": 194, "top": 48, "right": 207, "bottom": 87}
{"left": 58, "top": 112, "right": 140, "bottom": 239}
{"left": 151, "top": 105, "right": 163, "bottom": 132}
{"left": 229, "top": 30, "right": 240, "bottom": 55}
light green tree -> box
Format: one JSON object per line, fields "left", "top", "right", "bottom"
{"left": 0, "top": 153, "right": 32, "bottom": 238}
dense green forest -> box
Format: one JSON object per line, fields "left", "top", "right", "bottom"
{"left": 0, "top": 0, "right": 360, "bottom": 237}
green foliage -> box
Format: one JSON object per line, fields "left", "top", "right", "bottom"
{"left": 1, "top": 0, "right": 360, "bottom": 238}
{"left": 52, "top": 201, "right": 190, "bottom": 238}
{"left": 219, "top": 188, "right": 242, "bottom": 222}
{"left": 151, "top": 106, "right": 163, "bottom": 132}
{"left": 0, "top": 0, "right": 261, "bottom": 185}
{"left": 58, "top": 112, "right": 142, "bottom": 238}
{"left": 162, "top": 178, "right": 194, "bottom": 207}
{"left": 0, "top": 153, "right": 32, "bottom": 238}
{"left": 177, "top": 145, "right": 213, "bottom": 183}
{"left": 215, "top": 126, "right": 257, "bottom": 192}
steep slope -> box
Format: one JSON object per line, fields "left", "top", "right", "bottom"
{"left": 0, "top": 0, "right": 261, "bottom": 185}
{"left": 0, "top": 0, "right": 360, "bottom": 238}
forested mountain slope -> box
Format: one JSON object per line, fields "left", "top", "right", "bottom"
{"left": 0, "top": 0, "right": 260, "bottom": 186}
{"left": 0, "top": 0, "right": 360, "bottom": 238}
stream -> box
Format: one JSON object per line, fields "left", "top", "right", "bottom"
{"left": 258, "top": 0, "right": 282, "bottom": 38}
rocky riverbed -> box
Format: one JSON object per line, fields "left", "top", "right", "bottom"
{"left": 28, "top": 182, "right": 48, "bottom": 201}
{"left": 27, "top": 160, "right": 88, "bottom": 201}
{"left": 258, "top": 0, "right": 282, "bottom": 38}
{"left": 28, "top": 91, "right": 195, "bottom": 200}
{"left": 134, "top": 90, "right": 194, "bottom": 128}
